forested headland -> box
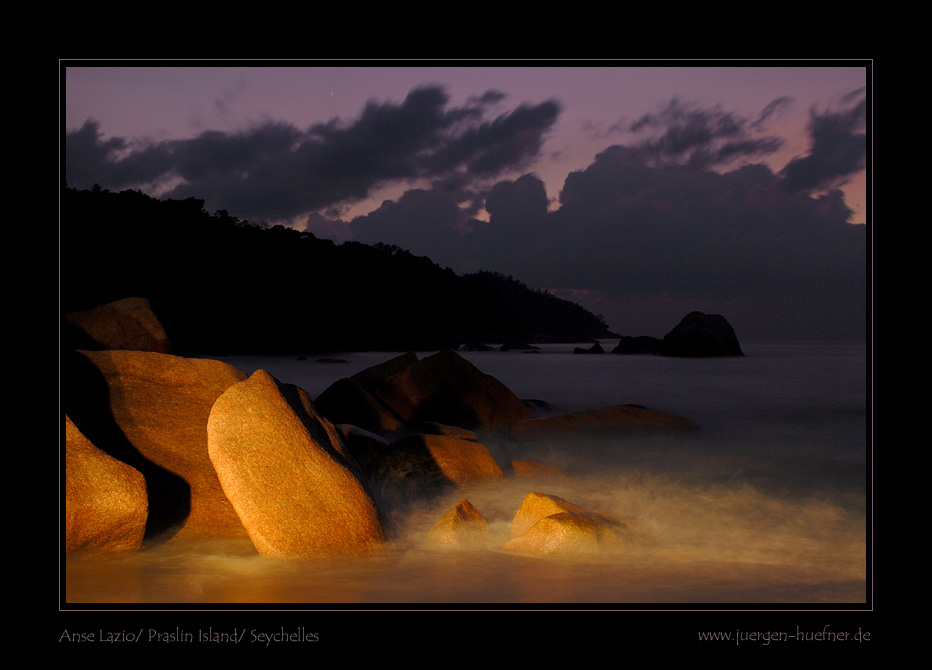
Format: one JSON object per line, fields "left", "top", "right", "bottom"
{"left": 61, "top": 186, "right": 616, "bottom": 354}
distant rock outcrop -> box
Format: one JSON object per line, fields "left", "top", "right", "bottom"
{"left": 658, "top": 311, "right": 745, "bottom": 357}
{"left": 65, "top": 416, "right": 148, "bottom": 554}
{"left": 573, "top": 342, "right": 605, "bottom": 354}
{"left": 499, "top": 339, "right": 539, "bottom": 352}
{"left": 510, "top": 404, "right": 698, "bottom": 440}
{"left": 62, "top": 349, "right": 250, "bottom": 542}
{"left": 503, "top": 492, "right": 635, "bottom": 555}
{"left": 611, "top": 335, "right": 662, "bottom": 355}
{"left": 207, "top": 370, "right": 385, "bottom": 559}
{"left": 65, "top": 297, "right": 172, "bottom": 354}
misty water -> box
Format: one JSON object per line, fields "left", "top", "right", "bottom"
{"left": 64, "top": 341, "right": 868, "bottom": 605}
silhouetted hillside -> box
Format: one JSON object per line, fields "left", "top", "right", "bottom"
{"left": 61, "top": 186, "right": 615, "bottom": 354}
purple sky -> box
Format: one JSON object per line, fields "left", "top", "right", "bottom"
{"left": 63, "top": 62, "right": 869, "bottom": 340}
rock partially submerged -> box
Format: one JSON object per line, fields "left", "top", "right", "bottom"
{"left": 610, "top": 312, "right": 744, "bottom": 357}
{"left": 611, "top": 335, "right": 662, "bottom": 355}
{"left": 65, "top": 416, "right": 148, "bottom": 554}
{"left": 369, "top": 433, "right": 504, "bottom": 509}
{"left": 427, "top": 499, "right": 492, "bottom": 548}
{"left": 658, "top": 311, "right": 744, "bottom": 358}
{"left": 504, "top": 492, "right": 635, "bottom": 555}
{"left": 207, "top": 370, "right": 385, "bottom": 559}
{"left": 374, "top": 350, "right": 534, "bottom": 431}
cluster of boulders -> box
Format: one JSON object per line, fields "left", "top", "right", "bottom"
{"left": 63, "top": 297, "right": 696, "bottom": 561}
{"left": 427, "top": 492, "right": 641, "bottom": 555}
{"left": 573, "top": 311, "right": 745, "bottom": 357}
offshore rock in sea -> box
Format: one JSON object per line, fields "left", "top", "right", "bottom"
{"left": 427, "top": 498, "right": 492, "bottom": 549}
{"left": 207, "top": 370, "right": 385, "bottom": 559}
{"left": 503, "top": 492, "right": 633, "bottom": 555}
{"left": 573, "top": 342, "right": 605, "bottom": 354}
{"left": 611, "top": 335, "right": 662, "bottom": 355}
{"left": 658, "top": 311, "right": 745, "bottom": 357}
{"left": 374, "top": 350, "right": 534, "bottom": 431}
{"left": 65, "top": 416, "right": 148, "bottom": 554}
{"left": 62, "top": 349, "right": 250, "bottom": 543}
{"left": 64, "top": 297, "right": 173, "bottom": 354}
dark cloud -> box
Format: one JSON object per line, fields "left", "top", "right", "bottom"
{"left": 349, "top": 183, "right": 483, "bottom": 265}
{"left": 348, "top": 97, "right": 867, "bottom": 340}
{"left": 779, "top": 90, "right": 867, "bottom": 192}
{"left": 624, "top": 98, "right": 786, "bottom": 169}
{"left": 752, "top": 96, "right": 794, "bottom": 131}
{"left": 65, "top": 86, "right": 561, "bottom": 222}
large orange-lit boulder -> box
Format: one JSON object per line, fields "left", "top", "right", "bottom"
{"left": 62, "top": 349, "right": 250, "bottom": 542}
{"left": 207, "top": 370, "right": 385, "bottom": 559}
{"left": 65, "top": 297, "right": 172, "bottom": 353}
{"left": 374, "top": 350, "right": 533, "bottom": 431}
{"left": 503, "top": 492, "right": 634, "bottom": 555}
{"left": 510, "top": 404, "right": 697, "bottom": 439}
{"left": 427, "top": 499, "right": 492, "bottom": 549}
{"left": 65, "top": 416, "right": 148, "bottom": 554}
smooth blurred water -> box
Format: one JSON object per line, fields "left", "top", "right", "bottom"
{"left": 64, "top": 341, "right": 868, "bottom": 605}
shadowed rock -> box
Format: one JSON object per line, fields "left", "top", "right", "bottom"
{"left": 573, "top": 342, "right": 605, "bottom": 354}
{"left": 65, "top": 416, "right": 148, "bottom": 554}
{"left": 314, "top": 377, "right": 407, "bottom": 433}
{"left": 611, "top": 335, "right": 662, "bottom": 355}
{"left": 207, "top": 370, "right": 385, "bottom": 559}
{"left": 658, "top": 311, "right": 744, "bottom": 357}
{"left": 374, "top": 350, "right": 533, "bottom": 431}
{"left": 504, "top": 492, "right": 635, "bottom": 555}
{"left": 63, "top": 350, "right": 249, "bottom": 542}
{"left": 418, "top": 422, "right": 479, "bottom": 441}
{"left": 369, "top": 433, "right": 504, "bottom": 511}
{"left": 65, "top": 297, "right": 172, "bottom": 354}
{"left": 334, "top": 424, "right": 391, "bottom": 475}
{"left": 427, "top": 499, "right": 492, "bottom": 548}
{"left": 510, "top": 404, "right": 698, "bottom": 440}
{"left": 350, "top": 352, "right": 419, "bottom": 394}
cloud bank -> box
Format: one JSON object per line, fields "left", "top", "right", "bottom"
{"left": 66, "top": 85, "right": 561, "bottom": 221}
